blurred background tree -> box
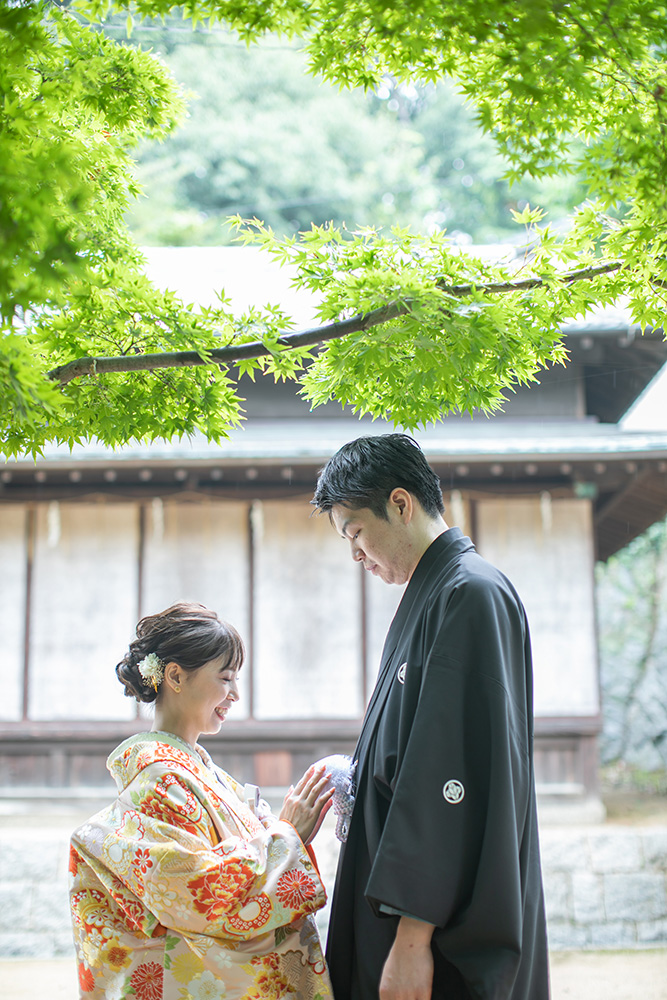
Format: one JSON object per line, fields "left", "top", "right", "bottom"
{"left": 101, "top": 19, "right": 583, "bottom": 246}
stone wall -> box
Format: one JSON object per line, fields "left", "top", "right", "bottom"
{"left": 0, "top": 823, "right": 73, "bottom": 958}
{"left": 1, "top": 817, "right": 666, "bottom": 958}
{"left": 595, "top": 519, "right": 667, "bottom": 774}
{"left": 541, "top": 826, "right": 667, "bottom": 949}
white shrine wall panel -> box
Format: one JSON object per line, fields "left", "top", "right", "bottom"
{"left": 0, "top": 506, "right": 27, "bottom": 720}
{"left": 365, "top": 575, "right": 404, "bottom": 692}
{"left": 29, "top": 503, "right": 138, "bottom": 720}
{"left": 142, "top": 499, "right": 251, "bottom": 718}
{"left": 254, "top": 500, "right": 363, "bottom": 718}
{"left": 475, "top": 497, "right": 599, "bottom": 717}
{"left": 443, "top": 489, "right": 472, "bottom": 537}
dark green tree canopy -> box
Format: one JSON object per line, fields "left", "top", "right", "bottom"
{"left": 1, "top": 0, "right": 666, "bottom": 456}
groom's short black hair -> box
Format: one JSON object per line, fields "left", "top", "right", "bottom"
{"left": 312, "top": 433, "right": 444, "bottom": 520}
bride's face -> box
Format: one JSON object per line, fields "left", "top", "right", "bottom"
{"left": 178, "top": 655, "right": 240, "bottom": 740}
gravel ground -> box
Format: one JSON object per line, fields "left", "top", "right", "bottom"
{"left": 550, "top": 949, "right": 667, "bottom": 999}
{"left": 2, "top": 950, "right": 666, "bottom": 1000}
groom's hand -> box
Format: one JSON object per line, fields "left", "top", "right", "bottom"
{"left": 379, "top": 916, "right": 435, "bottom": 1000}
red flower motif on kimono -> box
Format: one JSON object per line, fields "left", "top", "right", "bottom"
{"left": 130, "top": 961, "right": 163, "bottom": 1000}
{"left": 148, "top": 744, "right": 204, "bottom": 777}
{"left": 136, "top": 749, "right": 155, "bottom": 770}
{"left": 132, "top": 848, "right": 154, "bottom": 876}
{"left": 252, "top": 952, "right": 280, "bottom": 971}
{"left": 187, "top": 861, "right": 254, "bottom": 919}
{"left": 115, "top": 896, "right": 149, "bottom": 936}
{"left": 78, "top": 963, "right": 95, "bottom": 993}
{"left": 227, "top": 893, "right": 273, "bottom": 932}
{"left": 139, "top": 775, "right": 204, "bottom": 836}
{"left": 276, "top": 869, "right": 317, "bottom": 911}
{"left": 69, "top": 846, "right": 81, "bottom": 876}
{"left": 109, "top": 873, "right": 131, "bottom": 899}
{"left": 104, "top": 876, "right": 148, "bottom": 935}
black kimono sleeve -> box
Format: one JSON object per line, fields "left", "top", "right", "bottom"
{"left": 364, "top": 574, "right": 538, "bottom": 997}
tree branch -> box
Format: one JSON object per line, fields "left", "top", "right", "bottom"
{"left": 47, "top": 302, "right": 407, "bottom": 385}
{"left": 47, "top": 259, "right": 625, "bottom": 385}
{"left": 439, "top": 258, "right": 623, "bottom": 296}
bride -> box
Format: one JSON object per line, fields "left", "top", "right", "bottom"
{"left": 69, "top": 602, "right": 334, "bottom": 1000}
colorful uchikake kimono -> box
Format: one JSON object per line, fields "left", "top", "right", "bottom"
{"left": 69, "top": 732, "right": 333, "bottom": 1000}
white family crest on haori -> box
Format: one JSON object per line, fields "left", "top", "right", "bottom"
{"left": 396, "top": 662, "right": 407, "bottom": 684}
{"left": 442, "top": 779, "right": 465, "bottom": 804}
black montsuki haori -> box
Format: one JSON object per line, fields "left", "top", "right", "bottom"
{"left": 326, "top": 527, "right": 550, "bottom": 1000}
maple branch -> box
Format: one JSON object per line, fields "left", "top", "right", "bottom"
{"left": 441, "top": 258, "right": 623, "bottom": 295}
{"left": 47, "top": 259, "right": 625, "bottom": 385}
{"left": 47, "top": 302, "right": 406, "bottom": 386}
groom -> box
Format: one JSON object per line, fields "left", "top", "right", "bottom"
{"left": 312, "top": 434, "right": 549, "bottom": 1000}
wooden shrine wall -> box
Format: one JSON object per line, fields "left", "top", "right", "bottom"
{"left": 0, "top": 494, "right": 600, "bottom": 803}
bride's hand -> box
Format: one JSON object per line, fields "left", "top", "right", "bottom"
{"left": 279, "top": 764, "right": 334, "bottom": 843}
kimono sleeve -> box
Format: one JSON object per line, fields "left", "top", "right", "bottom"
{"left": 364, "top": 576, "right": 533, "bottom": 988}
{"left": 76, "top": 764, "right": 327, "bottom": 943}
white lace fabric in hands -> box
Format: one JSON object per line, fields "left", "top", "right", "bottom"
{"left": 313, "top": 754, "right": 356, "bottom": 842}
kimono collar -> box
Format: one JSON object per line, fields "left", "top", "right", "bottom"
{"left": 384, "top": 528, "right": 474, "bottom": 643}
{"left": 107, "top": 730, "right": 216, "bottom": 792}
{"left": 406, "top": 526, "right": 474, "bottom": 596}
{"left": 353, "top": 528, "right": 476, "bottom": 774}
{"left": 410, "top": 528, "right": 475, "bottom": 583}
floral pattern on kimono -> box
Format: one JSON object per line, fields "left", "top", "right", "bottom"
{"left": 70, "top": 731, "right": 333, "bottom": 1000}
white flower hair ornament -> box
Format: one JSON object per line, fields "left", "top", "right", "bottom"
{"left": 137, "top": 652, "right": 165, "bottom": 692}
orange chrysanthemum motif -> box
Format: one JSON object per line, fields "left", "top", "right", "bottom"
{"left": 105, "top": 944, "right": 132, "bottom": 971}
{"left": 136, "top": 749, "right": 155, "bottom": 770}
{"left": 105, "top": 875, "right": 148, "bottom": 935}
{"left": 109, "top": 873, "right": 131, "bottom": 899}
{"left": 134, "top": 790, "right": 169, "bottom": 825}
{"left": 130, "top": 961, "right": 163, "bottom": 1000}
{"left": 276, "top": 869, "right": 317, "bottom": 911}
{"left": 78, "top": 963, "right": 95, "bottom": 993}
{"left": 188, "top": 861, "right": 254, "bottom": 919}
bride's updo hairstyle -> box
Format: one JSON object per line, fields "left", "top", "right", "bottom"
{"left": 116, "top": 602, "right": 245, "bottom": 704}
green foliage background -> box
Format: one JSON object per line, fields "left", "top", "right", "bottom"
{"left": 1, "top": 0, "right": 667, "bottom": 457}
